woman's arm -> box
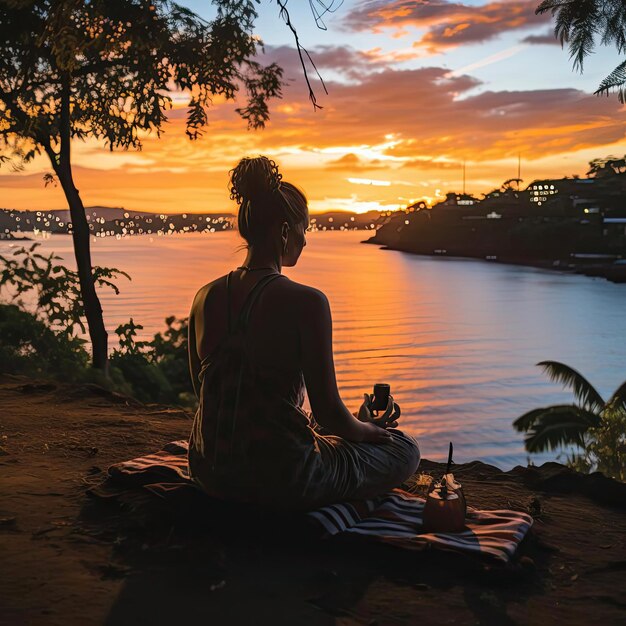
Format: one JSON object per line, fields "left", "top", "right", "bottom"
{"left": 298, "top": 287, "right": 390, "bottom": 443}
{"left": 188, "top": 300, "right": 201, "bottom": 399}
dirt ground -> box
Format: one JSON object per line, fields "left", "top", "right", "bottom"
{"left": 1, "top": 374, "right": 625, "bottom": 626}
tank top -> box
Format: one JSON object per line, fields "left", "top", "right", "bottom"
{"left": 188, "top": 271, "right": 316, "bottom": 500}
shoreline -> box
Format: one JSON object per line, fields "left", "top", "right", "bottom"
{"left": 6, "top": 229, "right": 624, "bottom": 284}
{"left": 362, "top": 238, "right": 626, "bottom": 284}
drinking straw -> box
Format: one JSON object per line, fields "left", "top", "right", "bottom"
{"left": 438, "top": 442, "right": 454, "bottom": 499}
{"left": 446, "top": 442, "right": 453, "bottom": 475}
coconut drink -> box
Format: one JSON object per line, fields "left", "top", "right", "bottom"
{"left": 422, "top": 443, "right": 467, "bottom": 533}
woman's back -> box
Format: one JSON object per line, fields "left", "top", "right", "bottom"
{"left": 190, "top": 269, "right": 308, "bottom": 377}
{"left": 188, "top": 270, "right": 319, "bottom": 505}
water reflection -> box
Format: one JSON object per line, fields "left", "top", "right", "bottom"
{"left": 4, "top": 231, "right": 624, "bottom": 468}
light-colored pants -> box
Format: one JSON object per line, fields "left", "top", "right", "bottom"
{"left": 295, "top": 428, "right": 421, "bottom": 510}
{"left": 190, "top": 426, "right": 420, "bottom": 512}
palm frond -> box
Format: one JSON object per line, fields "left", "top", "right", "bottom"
{"left": 600, "top": 0, "right": 626, "bottom": 53}
{"left": 513, "top": 407, "right": 550, "bottom": 432}
{"left": 535, "top": 0, "right": 569, "bottom": 16}
{"left": 536, "top": 0, "right": 626, "bottom": 87}
{"left": 607, "top": 380, "right": 626, "bottom": 413}
{"left": 553, "top": 0, "right": 576, "bottom": 46}
{"left": 537, "top": 361, "right": 605, "bottom": 411}
{"left": 522, "top": 405, "right": 602, "bottom": 453}
{"left": 567, "top": 0, "right": 600, "bottom": 70}
{"left": 536, "top": 0, "right": 578, "bottom": 48}
{"left": 595, "top": 59, "right": 626, "bottom": 103}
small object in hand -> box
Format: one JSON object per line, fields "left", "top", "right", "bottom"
{"left": 372, "top": 383, "right": 391, "bottom": 411}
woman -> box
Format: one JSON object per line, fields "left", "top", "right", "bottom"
{"left": 188, "top": 156, "right": 419, "bottom": 510}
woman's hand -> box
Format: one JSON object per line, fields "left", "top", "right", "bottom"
{"left": 357, "top": 393, "right": 401, "bottom": 429}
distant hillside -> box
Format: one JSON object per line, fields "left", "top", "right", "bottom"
{"left": 0, "top": 206, "right": 392, "bottom": 237}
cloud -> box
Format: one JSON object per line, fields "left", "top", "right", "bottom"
{"left": 326, "top": 153, "right": 387, "bottom": 170}
{"left": 345, "top": 0, "right": 466, "bottom": 32}
{"left": 343, "top": 0, "right": 550, "bottom": 52}
{"left": 347, "top": 177, "right": 391, "bottom": 186}
{"left": 3, "top": 45, "right": 625, "bottom": 213}
{"left": 251, "top": 63, "right": 626, "bottom": 162}
{"left": 261, "top": 44, "right": 388, "bottom": 83}
{"left": 361, "top": 45, "right": 426, "bottom": 63}
{"left": 522, "top": 29, "right": 561, "bottom": 45}
{"left": 401, "top": 157, "right": 462, "bottom": 169}
{"left": 68, "top": 59, "right": 626, "bottom": 170}
{"left": 11, "top": 53, "right": 626, "bottom": 172}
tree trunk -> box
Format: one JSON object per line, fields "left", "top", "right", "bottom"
{"left": 48, "top": 75, "right": 108, "bottom": 371}
{"left": 57, "top": 166, "right": 109, "bottom": 371}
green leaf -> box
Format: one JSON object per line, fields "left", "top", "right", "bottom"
{"left": 537, "top": 360, "right": 605, "bottom": 411}
{"left": 513, "top": 407, "right": 550, "bottom": 432}
{"left": 522, "top": 404, "right": 602, "bottom": 453}
{"left": 607, "top": 380, "right": 626, "bottom": 413}
{"left": 536, "top": 0, "right": 626, "bottom": 102}
{"left": 595, "top": 59, "right": 626, "bottom": 103}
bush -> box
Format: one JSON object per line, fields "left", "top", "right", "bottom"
{"left": 0, "top": 245, "right": 195, "bottom": 407}
{"left": 568, "top": 406, "right": 626, "bottom": 482}
{"left": 110, "top": 316, "right": 194, "bottom": 407}
{"left": 149, "top": 316, "right": 192, "bottom": 401}
{"left": 0, "top": 243, "right": 129, "bottom": 336}
{"left": 514, "top": 361, "right": 626, "bottom": 481}
{"left": 0, "top": 303, "right": 89, "bottom": 377}
{"left": 109, "top": 352, "right": 175, "bottom": 404}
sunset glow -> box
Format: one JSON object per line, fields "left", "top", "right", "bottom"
{"left": 1, "top": 0, "right": 625, "bottom": 214}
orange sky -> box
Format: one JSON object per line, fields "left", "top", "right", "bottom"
{"left": 2, "top": 1, "right": 626, "bottom": 214}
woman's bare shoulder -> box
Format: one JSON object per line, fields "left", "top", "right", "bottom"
{"left": 277, "top": 277, "right": 329, "bottom": 309}
{"left": 190, "top": 274, "right": 329, "bottom": 315}
{"left": 190, "top": 275, "right": 227, "bottom": 313}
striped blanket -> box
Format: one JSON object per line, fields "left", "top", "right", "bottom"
{"left": 310, "top": 491, "right": 533, "bottom": 563}
{"left": 101, "top": 440, "right": 533, "bottom": 563}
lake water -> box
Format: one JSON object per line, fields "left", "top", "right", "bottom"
{"left": 3, "top": 230, "right": 625, "bottom": 468}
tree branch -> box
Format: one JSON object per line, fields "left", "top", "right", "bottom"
{"left": 275, "top": 0, "right": 328, "bottom": 110}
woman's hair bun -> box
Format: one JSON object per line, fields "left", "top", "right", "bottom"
{"left": 229, "top": 156, "right": 283, "bottom": 206}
